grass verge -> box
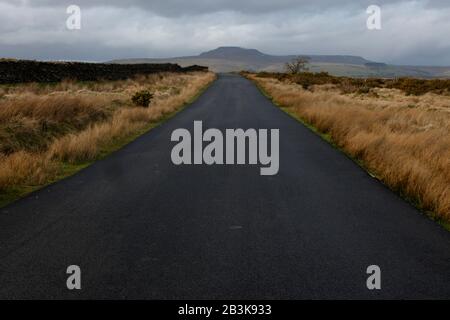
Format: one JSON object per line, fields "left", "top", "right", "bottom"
{"left": 247, "top": 74, "right": 450, "bottom": 231}
{"left": 0, "top": 73, "right": 216, "bottom": 208}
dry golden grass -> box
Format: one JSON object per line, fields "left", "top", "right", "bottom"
{"left": 250, "top": 75, "right": 450, "bottom": 221}
{"left": 0, "top": 72, "right": 215, "bottom": 195}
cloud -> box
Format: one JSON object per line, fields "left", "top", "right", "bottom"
{"left": 0, "top": 0, "right": 450, "bottom": 65}
{"left": 14, "top": 0, "right": 450, "bottom": 16}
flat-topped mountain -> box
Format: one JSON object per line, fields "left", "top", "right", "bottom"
{"left": 197, "top": 47, "right": 371, "bottom": 65}
{"left": 199, "top": 47, "right": 269, "bottom": 61}
{"left": 110, "top": 46, "right": 450, "bottom": 78}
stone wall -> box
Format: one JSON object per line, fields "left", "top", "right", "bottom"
{"left": 0, "top": 60, "right": 208, "bottom": 84}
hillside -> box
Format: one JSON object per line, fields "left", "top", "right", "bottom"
{"left": 110, "top": 47, "right": 450, "bottom": 78}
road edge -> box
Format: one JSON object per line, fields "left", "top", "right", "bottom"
{"left": 244, "top": 74, "right": 450, "bottom": 232}
{"left": 0, "top": 74, "right": 217, "bottom": 209}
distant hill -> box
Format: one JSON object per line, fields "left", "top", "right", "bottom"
{"left": 197, "top": 47, "right": 370, "bottom": 64}
{"left": 109, "top": 46, "right": 450, "bottom": 78}
{"left": 198, "top": 47, "right": 270, "bottom": 62}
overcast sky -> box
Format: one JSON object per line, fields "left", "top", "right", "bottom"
{"left": 1, "top": 0, "right": 450, "bottom": 65}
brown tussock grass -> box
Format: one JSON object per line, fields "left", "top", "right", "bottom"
{"left": 0, "top": 72, "right": 215, "bottom": 195}
{"left": 0, "top": 151, "right": 58, "bottom": 190}
{"left": 48, "top": 73, "right": 214, "bottom": 163}
{"left": 250, "top": 75, "right": 450, "bottom": 221}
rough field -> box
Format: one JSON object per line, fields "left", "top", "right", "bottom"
{"left": 247, "top": 72, "right": 450, "bottom": 224}
{"left": 0, "top": 72, "right": 215, "bottom": 205}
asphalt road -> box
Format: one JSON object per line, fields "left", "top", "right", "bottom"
{"left": 0, "top": 74, "right": 449, "bottom": 299}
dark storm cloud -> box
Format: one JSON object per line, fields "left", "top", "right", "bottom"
{"left": 1, "top": 0, "right": 450, "bottom": 65}
{"left": 11, "top": 0, "right": 450, "bottom": 16}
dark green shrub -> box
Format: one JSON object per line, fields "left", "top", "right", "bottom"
{"left": 131, "top": 90, "right": 153, "bottom": 107}
{"left": 357, "top": 86, "right": 371, "bottom": 94}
